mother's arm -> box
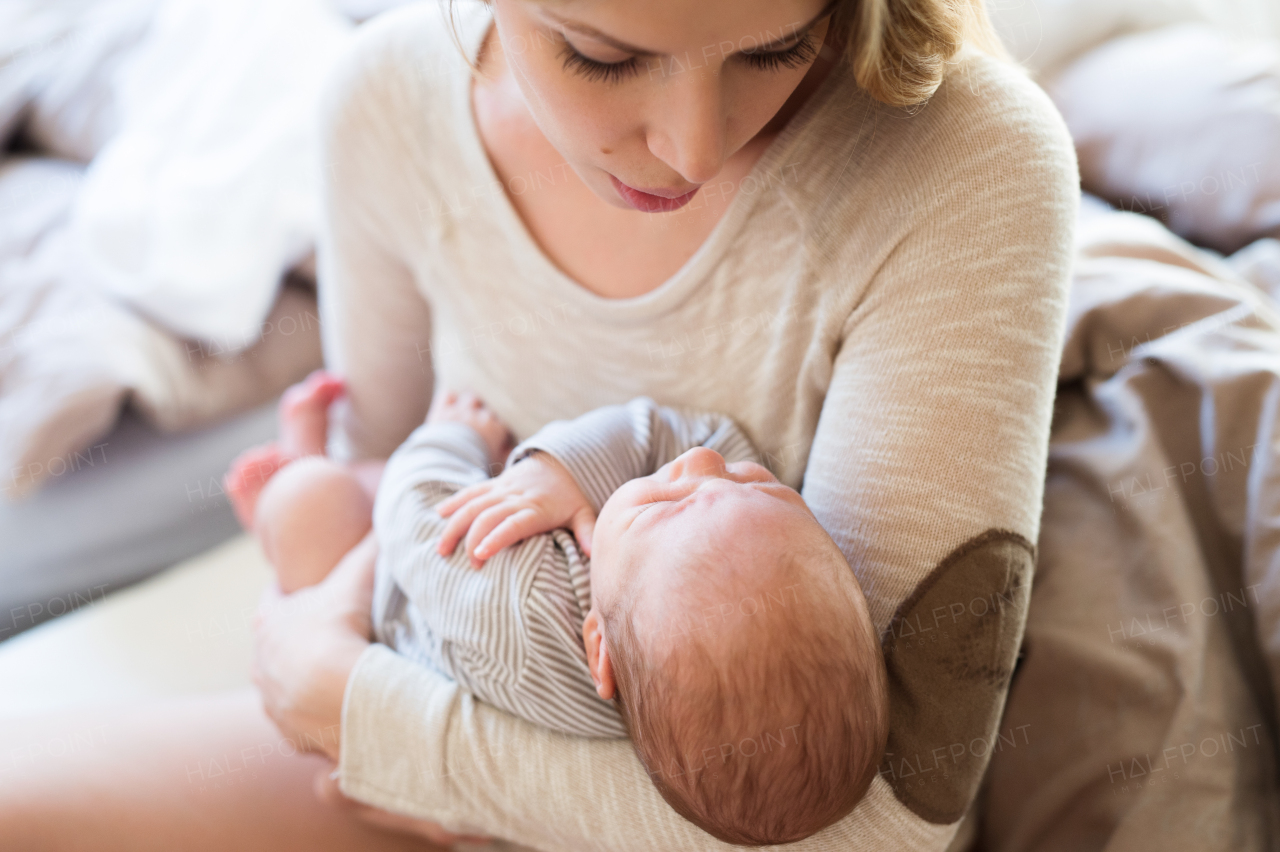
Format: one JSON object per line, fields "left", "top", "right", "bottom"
{"left": 333, "top": 110, "right": 1078, "bottom": 852}
{"left": 315, "top": 34, "right": 435, "bottom": 465}
{"left": 313, "top": 16, "right": 1078, "bottom": 848}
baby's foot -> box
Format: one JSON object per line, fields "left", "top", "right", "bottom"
{"left": 225, "top": 442, "right": 290, "bottom": 530}
{"left": 279, "top": 370, "right": 345, "bottom": 457}
{"left": 224, "top": 372, "right": 344, "bottom": 532}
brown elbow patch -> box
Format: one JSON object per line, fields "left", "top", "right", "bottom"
{"left": 878, "top": 529, "right": 1034, "bottom": 824}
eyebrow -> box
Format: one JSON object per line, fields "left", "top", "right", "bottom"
{"left": 543, "top": 0, "right": 839, "bottom": 58}
{"left": 630, "top": 477, "right": 790, "bottom": 529}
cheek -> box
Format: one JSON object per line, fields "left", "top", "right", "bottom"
{"left": 506, "top": 43, "right": 627, "bottom": 158}
{"left": 724, "top": 66, "right": 805, "bottom": 129}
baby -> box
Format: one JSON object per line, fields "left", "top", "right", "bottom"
{"left": 228, "top": 372, "right": 889, "bottom": 846}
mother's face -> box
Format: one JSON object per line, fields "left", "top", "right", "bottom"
{"left": 490, "top": 0, "right": 834, "bottom": 211}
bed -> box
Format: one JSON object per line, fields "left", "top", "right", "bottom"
{"left": 0, "top": 401, "right": 276, "bottom": 638}
{"left": 0, "top": 0, "right": 349, "bottom": 630}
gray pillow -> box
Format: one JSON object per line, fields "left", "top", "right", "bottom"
{"left": 1048, "top": 24, "right": 1280, "bottom": 254}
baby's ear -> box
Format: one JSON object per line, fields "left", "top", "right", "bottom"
{"left": 583, "top": 611, "right": 616, "bottom": 700}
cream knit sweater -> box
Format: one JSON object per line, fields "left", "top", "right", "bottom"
{"left": 325, "top": 3, "right": 1078, "bottom": 849}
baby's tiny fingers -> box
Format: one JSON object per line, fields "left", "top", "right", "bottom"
{"left": 437, "top": 492, "right": 505, "bottom": 556}
{"left": 436, "top": 482, "right": 491, "bottom": 517}
{"left": 475, "top": 508, "right": 543, "bottom": 559}
{"left": 571, "top": 509, "right": 596, "bottom": 558}
{"left": 463, "top": 502, "right": 526, "bottom": 566}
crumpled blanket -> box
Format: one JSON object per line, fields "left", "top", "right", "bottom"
{"left": 982, "top": 201, "right": 1280, "bottom": 850}
{"left": 0, "top": 157, "right": 322, "bottom": 499}
{"left": 70, "top": 0, "right": 351, "bottom": 345}
{"left": 0, "top": 0, "right": 353, "bottom": 498}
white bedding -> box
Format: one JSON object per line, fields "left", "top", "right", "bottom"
{"left": 0, "top": 158, "right": 323, "bottom": 499}
{"left": 72, "top": 0, "right": 351, "bottom": 345}
{"left": 0, "top": 0, "right": 343, "bottom": 499}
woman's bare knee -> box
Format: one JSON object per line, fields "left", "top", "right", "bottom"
{"left": 0, "top": 691, "right": 438, "bottom": 851}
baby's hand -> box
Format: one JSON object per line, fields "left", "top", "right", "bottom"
{"left": 435, "top": 452, "right": 595, "bottom": 568}
{"left": 426, "top": 388, "right": 514, "bottom": 469}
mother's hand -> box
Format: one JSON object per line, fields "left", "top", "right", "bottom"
{"left": 251, "top": 532, "right": 377, "bottom": 762}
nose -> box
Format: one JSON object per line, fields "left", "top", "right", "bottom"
{"left": 648, "top": 67, "right": 726, "bottom": 185}
{"left": 669, "top": 446, "right": 727, "bottom": 480}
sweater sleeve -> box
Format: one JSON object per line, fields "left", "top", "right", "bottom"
{"left": 316, "top": 19, "right": 435, "bottom": 464}
{"left": 374, "top": 420, "right": 494, "bottom": 533}
{"left": 338, "top": 46, "right": 1078, "bottom": 852}
{"left": 370, "top": 420, "right": 493, "bottom": 644}
{"left": 505, "top": 397, "right": 761, "bottom": 513}
{"left": 795, "top": 89, "right": 1077, "bottom": 830}
{"left": 340, "top": 645, "right": 954, "bottom": 850}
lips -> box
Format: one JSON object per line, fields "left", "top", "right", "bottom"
{"left": 609, "top": 175, "right": 701, "bottom": 213}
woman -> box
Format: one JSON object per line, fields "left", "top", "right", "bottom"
{"left": 0, "top": 0, "right": 1076, "bottom": 848}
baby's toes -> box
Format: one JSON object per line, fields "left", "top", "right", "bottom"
{"left": 225, "top": 443, "right": 290, "bottom": 530}
{"left": 279, "top": 372, "right": 343, "bottom": 457}
{"left": 280, "top": 371, "right": 343, "bottom": 421}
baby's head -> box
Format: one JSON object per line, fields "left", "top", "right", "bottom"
{"left": 583, "top": 447, "right": 889, "bottom": 845}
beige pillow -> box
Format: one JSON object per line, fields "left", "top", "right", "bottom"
{"left": 1047, "top": 24, "right": 1280, "bottom": 254}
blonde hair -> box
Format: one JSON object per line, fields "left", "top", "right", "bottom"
{"left": 830, "top": 0, "right": 1010, "bottom": 106}
{"left": 450, "top": 0, "right": 1009, "bottom": 107}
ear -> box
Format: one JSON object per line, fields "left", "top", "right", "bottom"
{"left": 583, "top": 609, "right": 616, "bottom": 700}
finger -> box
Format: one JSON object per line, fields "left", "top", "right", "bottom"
{"left": 436, "top": 481, "right": 492, "bottom": 517}
{"left": 437, "top": 492, "right": 506, "bottom": 556}
{"left": 462, "top": 503, "right": 518, "bottom": 566}
{"left": 475, "top": 507, "right": 543, "bottom": 559}
{"left": 572, "top": 508, "right": 596, "bottom": 557}
{"left": 464, "top": 502, "right": 529, "bottom": 566}
{"left": 438, "top": 491, "right": 506, "bottom": 555}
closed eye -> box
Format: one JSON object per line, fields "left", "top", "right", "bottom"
{"left": 558, "top": 30, "right": 821, "bottom": 85}
{"left": 625, "top": 498, "right": 668, "bottom": 529}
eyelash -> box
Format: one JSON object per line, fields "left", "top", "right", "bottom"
{"left": 558, "top": 32, "right": 820, "bottom": 84}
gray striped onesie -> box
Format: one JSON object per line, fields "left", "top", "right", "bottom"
{"left": 371, "top": 397, "right": 760, "bottom": 738}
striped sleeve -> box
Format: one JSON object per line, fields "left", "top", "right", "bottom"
{"left": 370, "top": 419, "right": 496, "bottom": 653}
{"left": 507, "top": 397, "right": 761, "bottom": 512}
{"left": 375, "top": 419, "right": 494, "bottom": 526}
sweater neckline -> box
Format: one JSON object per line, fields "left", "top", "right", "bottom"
{"left": 450, "top": 6, "right": 839, "bottom": 324}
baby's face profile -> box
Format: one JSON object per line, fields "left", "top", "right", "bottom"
{"left": 590, "top": 446, "right": 814, "bottom": 626}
